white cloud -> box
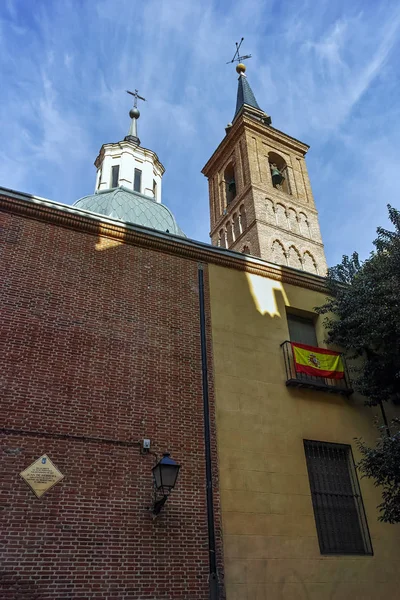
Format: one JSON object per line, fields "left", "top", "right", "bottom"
{"left": 0, "top": 0, "right": 399, "bottom": 264}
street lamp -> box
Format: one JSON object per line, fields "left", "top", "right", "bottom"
{"left": 151, "top": 453, "right": 181, "bottom": 516}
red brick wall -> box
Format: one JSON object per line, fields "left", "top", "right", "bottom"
{"left": 1, "top": 208, "right": 223, "bottom": 599}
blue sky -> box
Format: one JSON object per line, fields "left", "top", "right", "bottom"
{"left": 1, "top": 0, "right": 400, "bottom": 266}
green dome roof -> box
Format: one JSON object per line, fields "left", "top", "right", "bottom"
{"left": 74, "top": 187, "right": 185, "bottom": 237}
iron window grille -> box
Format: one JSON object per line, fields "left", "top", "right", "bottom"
{"left": 304, "top": 440, "right": 373, "bottom": 555}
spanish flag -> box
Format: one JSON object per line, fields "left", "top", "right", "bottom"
{"left": 291, "top": 342, "right": 345, "bottom": 379}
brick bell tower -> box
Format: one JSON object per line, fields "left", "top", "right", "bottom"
{"left": 202, "top": 62, "right": 327, "bottom": 275}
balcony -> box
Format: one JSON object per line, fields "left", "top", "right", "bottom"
{"left": 280, "top": 340, "right": 353, "bottom": 396}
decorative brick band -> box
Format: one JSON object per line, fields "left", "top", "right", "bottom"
{"left": 0, "top": 189, "right": 329, "bottom": 293}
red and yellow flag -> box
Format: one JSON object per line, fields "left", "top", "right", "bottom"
{"left": 291, "top": 342, "right": 345, "bottom": 379}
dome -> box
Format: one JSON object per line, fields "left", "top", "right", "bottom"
{"left": 74, "top": 187, "right": 185, "bottom": 237}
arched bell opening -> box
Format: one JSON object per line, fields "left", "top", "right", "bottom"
{"left": 268, "top": 152, "right": 290, "bottom": 195}
{"left": 224, "top": 163, "right": 237, "bottom": 205}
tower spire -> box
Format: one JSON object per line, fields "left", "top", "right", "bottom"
{"left": 226, "top": 39, "right": 264, "bottom": 121}
{"left": 234, "top": 63, "right": 261, "bottom": 119}
{"left": 125, "top": 89, "right": 146, "bottom": 145}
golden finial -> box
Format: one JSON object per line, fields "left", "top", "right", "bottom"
{"left": 236, "top": 63, "right": 246, "bottom": 74}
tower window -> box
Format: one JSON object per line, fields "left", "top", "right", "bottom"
{"left": 111, "top": 165, "right": 119, "bottom": 188}
{"left": 153, "top": 179, "right": 157, "bottom": 200}
{"left": 304, "top": 440, "right": 372, "bottom": 555}
{"left": 134, "top": 168, "right": 142, "bottom": 193}
{"left": 224, "top": 163, "right": 237, "bottom": 205}
{"left": 268, "top": 152, "right": 291, "bottom": 195}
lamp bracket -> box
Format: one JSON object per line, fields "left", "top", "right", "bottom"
{"left": 149, "top": 494, "right": 168, "bottom": 519}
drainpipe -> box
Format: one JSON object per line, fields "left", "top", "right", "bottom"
{"left": 198, "top": 265, "right": 219, "bottom": 600}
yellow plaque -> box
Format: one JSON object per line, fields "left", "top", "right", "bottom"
{"left": 20, "top": 454, "right": 64, "bottom": 498}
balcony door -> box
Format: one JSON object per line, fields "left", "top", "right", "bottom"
{"left": 287, "top": 313, "right": 325, "bottom": 385}
{"left": 287, "top": 314, "right": 318, "bottom": 346}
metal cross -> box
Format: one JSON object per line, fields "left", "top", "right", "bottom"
{"left": 226, "top": 37, "right": 252, "bottom": 64}
{"left": 126, "top": 89, "right": 146, "bottom": 108}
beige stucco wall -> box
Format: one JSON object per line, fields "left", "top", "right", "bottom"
{"left": 209, "top": 263, "right": 400, "bottom": 600}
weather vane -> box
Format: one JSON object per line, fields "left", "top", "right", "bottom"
{"left": 226, "top": 37, "right": 252, "bottom": 65}
{"left": 126, "top": 89, "right": 146, "bottom": 108}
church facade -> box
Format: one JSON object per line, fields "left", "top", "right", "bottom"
{"left": 1, "top": 66, "right": 400, "bottom": 600}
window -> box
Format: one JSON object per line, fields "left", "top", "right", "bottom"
{"left": 304, "top": 441, "right": 372, "bottom": 555}
{"left": 111, "top": 165, "right": 119, "bottom": 188}
{"left": 134, "top": 168, "right": 142, "bottom": 193}
{"left": 153, "top": 179, "right": 157, "bottom": 200}
{"left": 268, "top": 151, "right": 291, "bottom": 194}
{"left": 224, "top": 163, "right": 236, "bottom": 205}
{"left": 287, "top": 313, "right": 317, "bottom": 346}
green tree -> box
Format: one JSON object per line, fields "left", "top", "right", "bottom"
{"left": 317, "top": 205, "right": 400, "bottom": 522}
{"left": 356, "top": 421, "right": 400, "bottom": 523}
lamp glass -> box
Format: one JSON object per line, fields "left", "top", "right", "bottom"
{"left": 161, "top": 464, "right": 180, "bottom": 489}
{"left": 152, "top": 463, "right": 162, "bottom": 489}
{"left": 152, "top": 453, "right": 180, "bottom": 492}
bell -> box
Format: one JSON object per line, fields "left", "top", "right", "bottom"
{"left": 271, "top": 167, "right": 284, "bottom": 186}
{"left": 227, "top": 180, "right": 236, "bottom": 197}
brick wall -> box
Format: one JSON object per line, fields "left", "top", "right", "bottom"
{"left": 0, "top": 207, "right": 223, "bottom": 600}
{"left": 205, "top": 115, "right": 328, "bottom": 274}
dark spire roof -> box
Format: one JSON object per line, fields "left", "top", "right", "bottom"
{"left": 234, "top": 70, "right": 261, "bottom": 119}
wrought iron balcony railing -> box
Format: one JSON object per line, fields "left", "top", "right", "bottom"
{"left": 280, "top": 340, "right": 353, "bottom": 396}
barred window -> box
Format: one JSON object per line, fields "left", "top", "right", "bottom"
{"left": 304, "top": 440, "right": 372, "bottom": 555}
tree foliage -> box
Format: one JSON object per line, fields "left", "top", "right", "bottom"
{"left": 317, "top": 205, "right": 400, "bottom": 522}
{"left": 316, "top": 205, "right": 400, "bottom": 406}
{"left": 356, "top": 421, "right": 400, "bottom": 523}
